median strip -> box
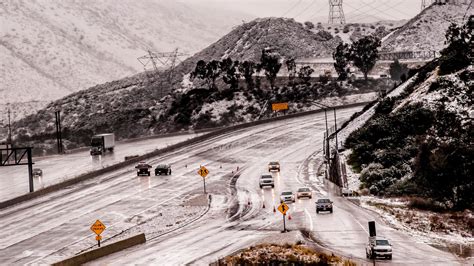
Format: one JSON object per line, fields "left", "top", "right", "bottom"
{"left": 52, "top": 233, "right": 146, "bottom": 266}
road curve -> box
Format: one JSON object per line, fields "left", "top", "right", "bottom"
{"left": 0, "top": 106, "right": 461, "bottom": 265}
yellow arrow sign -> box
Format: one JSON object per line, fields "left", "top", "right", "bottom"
{"left": 90, "top": 220, "right": 106, "bottom": 235}
{"left": 277, "top": 203, "right": 289, "bottom": 215}
{"left": 197, "top": 166, "right": 209, "bottom": 178}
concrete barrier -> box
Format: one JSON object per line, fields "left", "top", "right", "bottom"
{"left": 52, "top": 233, "right": 146, "bottom": 266}
{"left": 0, "top": 101, "right": 370, "bottom": 210}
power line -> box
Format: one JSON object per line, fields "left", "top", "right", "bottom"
{"left": 464, "top": 0, "right": 473, "bottom": 20}
{"left": 344, "top": 0, "right": 414, "bottom": 22}
{"left": 281, "top": 0, "right": 304, "bottom": 17}
{"left": 293, "top": 0, "right": 319, "bottom": 19}
{"left": 344, "top": 1, "right": 401, "bottom": 21}
{"left": 362, "top": 1, "right": 405, "bottom": 21}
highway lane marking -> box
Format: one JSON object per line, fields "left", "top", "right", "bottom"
{"left": 304, "top": 208, "right": 314, "bottom": 231}
{"left": 346, "top": 211, "right": 369, "bottom": 234}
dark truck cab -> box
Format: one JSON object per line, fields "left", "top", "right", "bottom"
{"left": 155, "top": 164, "right": 172, "bottom": 175}
{"left": 135, "top": 162, "right": 152, "bottom": 176}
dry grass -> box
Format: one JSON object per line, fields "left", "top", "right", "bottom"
{"left": 221, "top": 243, "right": 355, "bottom": 265}
{"left": 364, "top": 197, "right": 473, "bottom": 239}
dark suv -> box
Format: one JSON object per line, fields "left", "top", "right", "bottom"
{"left": 135, "top": 162, "right": 152, "bottom": 176}
{"left": 155, "top": 164, "right": 172, "bottom": 175}
{"left": 316, "top": 198, "right": 333, "bottom": 213}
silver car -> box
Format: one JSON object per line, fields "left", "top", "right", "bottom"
{"left": 296, "top": 187, "right": 312, "bottom": 199}
{"left": 280, "top": 191, "right": 295, "bottom": 203}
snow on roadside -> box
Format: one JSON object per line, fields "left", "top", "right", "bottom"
{"left": 359, "top": 196, "right": 474, "bottom": 249}
{"left": 295, "top": 92, "right": 377, "bottom": 113}
{"left": 337, "top": 74, "right": 417, "bottom": 148}
{"left": 44, "top": 194, "right": 209, "bottom": 264}
{"left": 195, "top": 92, "right": 259, "bottom": 123}
{"left": 341, "top": 150, "right": 360, "bottom": 192}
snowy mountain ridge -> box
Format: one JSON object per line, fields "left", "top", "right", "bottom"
{"left": 0, "top": 0, "right": 250, "bottom": 115}
{"left": 382, "top": 3, "right": 472, "bottom": 52}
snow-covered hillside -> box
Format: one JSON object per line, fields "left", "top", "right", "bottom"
{"left": 382, "top": 3, "right": 472, "bottom": 52}
{"left": 0, "top": 0, "right": 250, "bottom": 115}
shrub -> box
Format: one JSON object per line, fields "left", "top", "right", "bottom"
{"left": 374, "top": 96, "right": 396, "bottom": 115}
{"left": 438, "top": 21, "right": 471, "bottom": 75}
{"left": 408, "top": 197, "right": 446, "bottom": 212}
{"left": 304, "top": 21, "right": 315, "bottom": 29}
{"left": 342, "top": 25, "right": 350, "bottom": 33}
{"left": 386, "top": 179, "right": 419, "bottom": 196}
{"left": 318, "top": 74, "right": 330, "bottom": 84}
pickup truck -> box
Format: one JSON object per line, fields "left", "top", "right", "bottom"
{"left": 366, "top": 236, "right": 392, "bottom": 260}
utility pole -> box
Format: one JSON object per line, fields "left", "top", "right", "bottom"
{"left": 7, "top": 107, "right": 12, "bottom": 145}
{"left": 333, "top": 108, "right": 338, "bottom": 153}
{"left": 328, "top": 0, "right": 345, "bottom": 24}
{"left": 55, "top": 110, "right": 63, "bottom": 154}
{"left": 324, "top": 109, "right": 329, "bottom": 162}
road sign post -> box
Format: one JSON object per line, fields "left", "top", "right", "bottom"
{"left": 90, "top": 220, "right": 106, "bottom": 247}
{"left": 96, "top": 235, "right": 102, "bottom": 247}
{"left": 197, "top": 166, "right": 209, "bottom": 194}
{"left": 203, "top": 177, "right": 206, "bottom": 194}
{"left": 277, "top": 203, "right": 289, "bottom": 232}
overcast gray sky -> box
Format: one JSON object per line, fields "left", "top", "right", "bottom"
{"left": 181, "top": 0, "right": 421, "bottom": 23}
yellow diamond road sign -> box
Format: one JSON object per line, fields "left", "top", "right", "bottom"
{"left": 277, "top": 203, "right": 289, "bottom": 215}
{"left": 90, "top": 220, "right": 106, "bottom": 235}
{"left": 197, "top": 166, "right": 209, "bottom": 178}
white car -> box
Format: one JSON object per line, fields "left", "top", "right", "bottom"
{"left": 296, "top": 187, "right": 312, "bottom": 199}
{"left": 342, "top": 187, "right": 354, "bottom": 197}
{"left": 366, "top": 236, "right": 392, "bottom": 260}
{"left": 280, "top": 191, "right": 295, "bottom": 203}
{"left": 259, "top": 174, "right": 274, "bottom": 188}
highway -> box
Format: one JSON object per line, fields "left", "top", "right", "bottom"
{"left": 0, "top": 133, "right": 202, "bottom": 201}
{"left": 0, "top": 106, "right": 461, "bottom": 265}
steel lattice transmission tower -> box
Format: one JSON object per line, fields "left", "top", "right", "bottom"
{"left": 328, "top": 0, "right": 345, "bottom": 24}
{"left": 137, "top": 48, "right": 188, "bottom": 97}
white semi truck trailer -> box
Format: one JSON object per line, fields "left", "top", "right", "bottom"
{"left": 90, "top": 133, "right": 115, "bottom": 155}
